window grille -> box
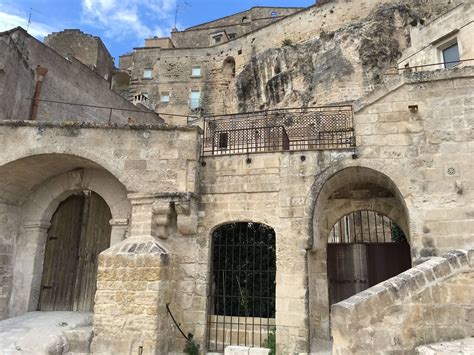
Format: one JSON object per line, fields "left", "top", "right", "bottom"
{"left": 207, "top": 222, "right": 276, "bottom": 351}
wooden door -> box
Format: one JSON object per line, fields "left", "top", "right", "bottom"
{"left": 367, "top": 243, "right": 411, "bottom": 287}
{"left": 327, "top": 243, "right": 412, "bottom": 306}
{"left": 38, "top": 191, "right": 111, "bottom": 312}
{"left": 327, "top": 244, "right": 369, "bottom": 306}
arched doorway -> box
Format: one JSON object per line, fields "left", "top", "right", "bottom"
{"left": 327, "top": 210, "right": 411, "bottom": 305}
{"left": 38, "top": 190, "right": 112, "bottom": 312}
{"left": 207, "top": 222, "right": 276, "bottom": 352}
{"left": 309, "top": 166, "right": 411, "bottom": 343}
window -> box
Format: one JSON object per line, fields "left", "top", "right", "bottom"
{"left": 190, "top": 90, "right": 200, "bottom": 109}
{"left": 241, "top": 16, "right": 248, "bottom": 23}
{"left": 228, "top": 33, "right": 237, "bottom": 40}
{"left": 191, "top": 67, "right": 201, "bottom": 77}
{"left": 218, "top": 132, "right": 228, "bottom": 149}
{"left": 143, "top": 69, "right": 153, "bottom": 79}
{"left": 213, "top": 35, "right": 222, "bottom": 44}
{"left": 442, "top": 42, "right": 460, "bottom": 68}
{"left": 207, "top": 222, "right": 276, "bottom": 350}
{"left": 160, "top": 92, "right": 170, "bottom": 103}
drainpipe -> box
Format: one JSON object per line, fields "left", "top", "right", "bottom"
{"left": 30, "top": 65, "right": 48, "bottom": 120}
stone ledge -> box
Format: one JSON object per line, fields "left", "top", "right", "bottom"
{"left": 0, "top": 119, "right": 202, "bottom": 132}
{"left": 331, "top": 249, "right": 473, "bottom": 323}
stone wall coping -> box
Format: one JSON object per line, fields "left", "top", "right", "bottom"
{"left": 0, "top": 120, "right": 202, "bottom": 133}
{"left": 331, "top": 249, "right": 474, "bottom": 323}
{"left": 354, "top": 67, "right": 474, "bottom": 113}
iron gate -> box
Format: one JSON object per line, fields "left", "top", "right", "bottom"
{"left": 207, "top": 222, "right": 276, "bottom": 351}
{"left": 327, "top": 210, "right": 411, "bottom": 306}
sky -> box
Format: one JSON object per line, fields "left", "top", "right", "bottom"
{"left": 0, "top": 0, "right": 314, "bottom": 62}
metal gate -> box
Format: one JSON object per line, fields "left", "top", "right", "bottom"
{"left": 207, "top": 222, "right": 276, "bottom": 352}
{"left": 38, "top": 191, "right": 112, "bottom": 312}
{"left": 327, "top": 210, "right": 411, "bottom": 306}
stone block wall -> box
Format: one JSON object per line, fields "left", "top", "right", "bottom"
{"left": 353, "top": 68, "right": 474, "bottom": 258}
{"left": 44, "top": 29, "right": 115, "bottom": 80}
{"left": 126, "top": 0, "right": 463, "bottom": 118}
{"left": 0, "top": 204, "right": 20, "bottom": 320}
{"left": 92, "top": 237, "right": 173, "bottom": 354}
{"left": 2, "top": 28, "right": 160, "bottom": 124}
{"left": 399, "top": 3, "right": 474, "bottom": 70}
{"left": 331, "top": 249, "right": 474, "bottom": 353}
{"left": 0, "top": 35, "right": 34, "bottom": 121}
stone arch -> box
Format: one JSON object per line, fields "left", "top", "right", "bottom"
{"left": 0, "top": 154, "right": 131, "bottom": 317}
{"left": 308, "top": 165, "right": 411, "bottom": 345}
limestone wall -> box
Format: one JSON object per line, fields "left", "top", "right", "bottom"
{"left": 0, "top": 36, "right": 34, "bottom": 121}
{"left": 331, "top": 249, "right": 474, "bottom": 353}
{"left": 44, "top": 29, "right": 115, "bottom": 80}
{"left": 126, "top": 0, "right": 462, "bottom": 119}
{"left": 399, "top": 3, "right": 474, "bottom": 70}
{"left": 354, "top": 68, "right": 474, "bottom": 257}
{"left": 0, "top": 121, "right": 201, "bottom": 325}
{"left": 170, "top": 7, "right": 304, "bottom": 49}
{"left": 1, "top": 28, "right": 160, "bottom": 124}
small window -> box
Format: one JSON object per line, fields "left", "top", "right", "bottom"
{"left": 271, "top": 11, "right": 278, "bottom": 17}
{"left": 143, "top": 69, "right": 153, "bottom": 79}
{"left": 218, "top": 132, "right": 228, "bottom": 149}
{"left": 160, "top": 92, "right": 170, "bottom": 103}
{"left": 242, "top": 16, "right": 249, "bottom": 23}
{"left": 190, "top": 90, "right": 201, "bottom": 109}
{"left": 192, "top": 67, "right": 201, "bottom": 77}
{"left": 213, "top": 35, "right": 222, "bottom": 44}
{"left": 442, "top": 42, "right": 460, "bottom": 68}
{"left": 228, "top": 33, "right": 237, "bottom": 40}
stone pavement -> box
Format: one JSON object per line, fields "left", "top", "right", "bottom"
{"left": 0, "top": 311, "right": 92, "bottom": 354}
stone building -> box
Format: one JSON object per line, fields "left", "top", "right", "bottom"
{"left": 0, "top": 0, "right": 473, "bottom": 354}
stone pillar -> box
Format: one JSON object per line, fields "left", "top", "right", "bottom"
{"left": 91, "top": 196, "right": 174, "bottom": 354}
{"left": 9, "top": 220, "right": 50, "bottom": 316}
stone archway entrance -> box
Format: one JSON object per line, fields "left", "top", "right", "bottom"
{"left": 38, "top": 191, "right": 112, "bottom": 312}
{"left": 309, "top": 166, "right": 411, "bottom": 344}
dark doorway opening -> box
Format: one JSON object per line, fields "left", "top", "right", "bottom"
{"left": 38, "top": 190, "right": 112, "bottom": 312}
{"left": 207, "top": 222, "right": 276, "bottom": 351}
{"left": 327, "top": 210, "right": 411, "bottom": 306}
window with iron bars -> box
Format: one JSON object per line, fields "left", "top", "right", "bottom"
{"left": 207, "top": 222, "right": 276, "bottom": 351}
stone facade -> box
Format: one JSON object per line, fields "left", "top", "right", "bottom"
{"left": 0, "top": 28, "right": 160, "bottom": 124}
{"left": 44, "top": 29, "right": 115, "bottom": 81}
{"left": 0, "top": 0, "right": 473, "bottom": 354}
{"left": 119, "top": 0, "right": 467, "bottom": 123}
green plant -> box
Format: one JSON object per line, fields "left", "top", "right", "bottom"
{"left": 281, "top": 38, "right": 292, "bottom": 47}
{"left": 183, "top": 338, "right": 200, "bottom": 355}
{"left": 263, "top": 328, "right": 276, "bottom": 355}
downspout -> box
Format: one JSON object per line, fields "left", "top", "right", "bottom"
{"left": 30, "top": 65, "right": 48, "bottom": 120}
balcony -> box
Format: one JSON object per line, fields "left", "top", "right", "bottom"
{"left": 202, "top": 106, "right": 355, "bottom": 157}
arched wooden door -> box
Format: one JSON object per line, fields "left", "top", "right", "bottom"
{"left": 38, "top": 191, "right": 111, "bottom": 312}
{"left": 327, "top": 210, "right": 411, "bottom": 306}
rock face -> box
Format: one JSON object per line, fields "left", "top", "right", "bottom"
{"left": 234, "top": 1, "right": 454, "bottom": 111}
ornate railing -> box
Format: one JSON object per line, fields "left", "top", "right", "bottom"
{"left": 202, "top": 106, "right": 354, "bottom": 157}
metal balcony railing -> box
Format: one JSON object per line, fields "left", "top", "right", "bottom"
{"left": 202, "top": 105, "right": 355, "bottom": 157}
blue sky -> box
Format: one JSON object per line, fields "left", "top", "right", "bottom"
{"left": 0, "top": 0, "right": 314, "bottom": 62}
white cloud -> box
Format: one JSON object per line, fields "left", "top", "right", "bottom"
{"left": 81, "top": 0, "right": 177, "bottom": 41}
{"left": 0, "top": 9, "right": 56, "bottom": 38}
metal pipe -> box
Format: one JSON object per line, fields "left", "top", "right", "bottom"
{"left": 30, "top": 65, "right": 48, "bottom": 120}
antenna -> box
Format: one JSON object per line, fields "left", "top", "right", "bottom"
{"left": 26, "top": 7, "right": 43, "bottom": 33}
{"left": 173, "top": 0, "right": 191, "bottom": 31}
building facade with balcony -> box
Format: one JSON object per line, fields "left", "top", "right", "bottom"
{"left": 0, "top": 0, "right": 473, "bottom": 354}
